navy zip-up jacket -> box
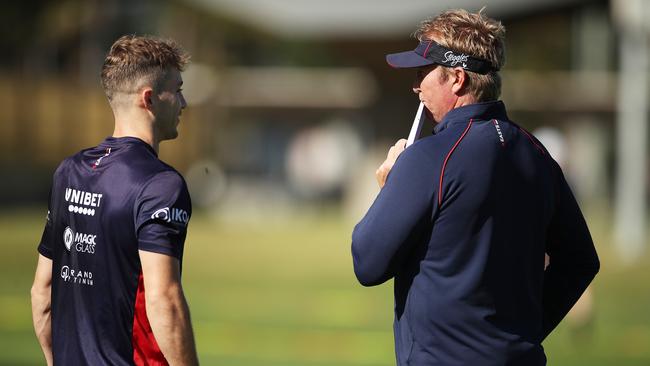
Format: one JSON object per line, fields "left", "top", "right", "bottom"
{"left": 352, "top": 101, "right": 599, "bottom": 365}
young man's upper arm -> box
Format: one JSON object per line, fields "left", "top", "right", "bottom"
{"left": 38, "top": 172, "right": 60, "bottom": 259}
{"left": 33, "top": 254, "right": 53, "bottom": 291}
{"left": 138, "top": 250, "right": 181, "bottom": 293}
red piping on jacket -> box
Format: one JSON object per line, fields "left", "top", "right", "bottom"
{"left": 519, "top": 127, "right": 545, "bottom": 154}
{"left": 438, "top": 119, "right": 474, "bottom": 206}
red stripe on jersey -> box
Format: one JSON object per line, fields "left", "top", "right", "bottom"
{"left": 132, "top": 272, "right": 169, "bottom": 366}
{"left": 439, "top": 119, "right": 473, "bottom": 206}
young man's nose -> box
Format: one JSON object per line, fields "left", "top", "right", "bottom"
{"left": 180, "top": 94, "right": 187, "bottom": 109}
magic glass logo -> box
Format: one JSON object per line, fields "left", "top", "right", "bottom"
{"left": 64, "top": 187, "right": 103, "bottom": 216}
{"left": 151, "top": 207, "right": 189, "bottom": 226}
{"left": 442, "top": 51, "right": 469, "bottom": 68}
{"left": 60, "top": 265, "right": 94, "bottom": 286}
{"left": 63, "top": 226, "right": 97, "bottom": 254}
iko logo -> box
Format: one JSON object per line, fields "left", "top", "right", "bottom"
{"left": 60, "top": 265, "right": 94, "bottom": 286}
{"left": 151, "top": 207, "right": 189, "bottom": 226}
{"left": 442, "top": 51, "right": 469, "bottom": 68}
{"left": 65, "top": 188, "right": 103, "bottom": 216}
{"left": 62, "top": 226, "right": 97, "bottom": 254}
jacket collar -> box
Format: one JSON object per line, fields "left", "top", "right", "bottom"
{"left": 434, "top": 100, "right": 509, "bottom": 134}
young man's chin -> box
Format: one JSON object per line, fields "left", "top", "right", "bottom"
{"left": 161, "top": 129, "right": 179, "bottom": 141}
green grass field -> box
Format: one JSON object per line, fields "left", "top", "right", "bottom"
{"left": 1, "top": 207, "right": 649, "bottom": 365}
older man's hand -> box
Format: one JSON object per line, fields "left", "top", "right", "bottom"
{"left": 375, "top": 139, "right": 408, "bottom": 188}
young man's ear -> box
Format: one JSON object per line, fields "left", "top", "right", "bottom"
{"left": 450, "top": 67, "right": 468, "bottom": 95}
{"left": 140, "top": 88, "right": 154, "bottom": 110}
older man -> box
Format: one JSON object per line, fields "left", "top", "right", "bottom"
{"left": 30, "top": 35, "right": 198, "bottom": 365}
{"left": 352, "top": 9, "right": 599, "bottom": 365}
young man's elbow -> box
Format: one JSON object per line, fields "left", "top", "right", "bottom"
{"left": 30, "top": 283, "right": 49, "bottom": 305}
{"left": 146, "top": 284, "right": 185, "bottom": 311}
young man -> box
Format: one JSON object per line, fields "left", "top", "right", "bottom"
{"left": 352, "top": 9, "right": 599, "bottom": 365}
{"left": 30, "top": 35, "right": 199, "bottom": 365}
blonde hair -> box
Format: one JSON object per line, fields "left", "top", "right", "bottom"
{"left": 415, "top": 8, "right": 506, "bottom": 101}
{"left": 101, "top": 35, "right": 189, "bottom": 102}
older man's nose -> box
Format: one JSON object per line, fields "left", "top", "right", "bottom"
{"left": 412, "top": 79, "right": 421, "bottom": 94}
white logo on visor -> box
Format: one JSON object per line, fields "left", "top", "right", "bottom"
{"left": 442, "top": 51, "right": 469, "bottom": 68}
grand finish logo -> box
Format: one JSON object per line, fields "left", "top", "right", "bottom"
{"left": 61, "top": 265, "right": 94, "bottom": 286}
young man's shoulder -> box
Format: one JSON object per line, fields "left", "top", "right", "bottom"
{"left": 52, "top": 142, "right": 185, "bottom": 190}
{"left": 122, "top": 146, "right": 188, "bottom": 194}
{"left": 139, "top": 156, "right": 186, "bottom": 187}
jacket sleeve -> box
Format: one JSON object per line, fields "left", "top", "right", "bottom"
{"left": 541, "top": 163, "right": 600, "bottom": 339}
{"left": 351, "top": 146, "right": 436, "bottom": 286}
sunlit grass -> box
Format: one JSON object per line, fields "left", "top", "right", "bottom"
{"left": 1, "top": 207, "right": 649, "bottom": 365}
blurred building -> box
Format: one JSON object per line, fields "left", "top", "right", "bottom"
{"left": 0, "top": 0, "right": 628, "bottom": 222}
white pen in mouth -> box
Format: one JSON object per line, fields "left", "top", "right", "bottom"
{"left": 406, "top": 101, "right": 425, "bottom": 147}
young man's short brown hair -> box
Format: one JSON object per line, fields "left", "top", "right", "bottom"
{"left": 415, "top": 9, "right": 506, "bottom": 102}
{"left": 101, "top": 35, "right": 190, "bottom": 102}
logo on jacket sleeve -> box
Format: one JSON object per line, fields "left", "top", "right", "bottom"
{"left": 151, "top": 207, "right": 189, "bottom": 226}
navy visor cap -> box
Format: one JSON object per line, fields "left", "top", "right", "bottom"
{"left": 386, "top": 40, "right": 497, "bottom": 75}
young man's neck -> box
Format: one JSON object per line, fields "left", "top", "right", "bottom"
{"left": 113, "top": 117, "right": 160, "bottom": 154}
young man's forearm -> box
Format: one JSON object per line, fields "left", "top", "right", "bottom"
{"left": 32, "top": 254, "right": 53, "bottom": 366}
{"left": 146, "top": 284, "right": 199, "bottom": 365}
{"left": 31, "top": 285, "right": 53, "bottom": 366}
